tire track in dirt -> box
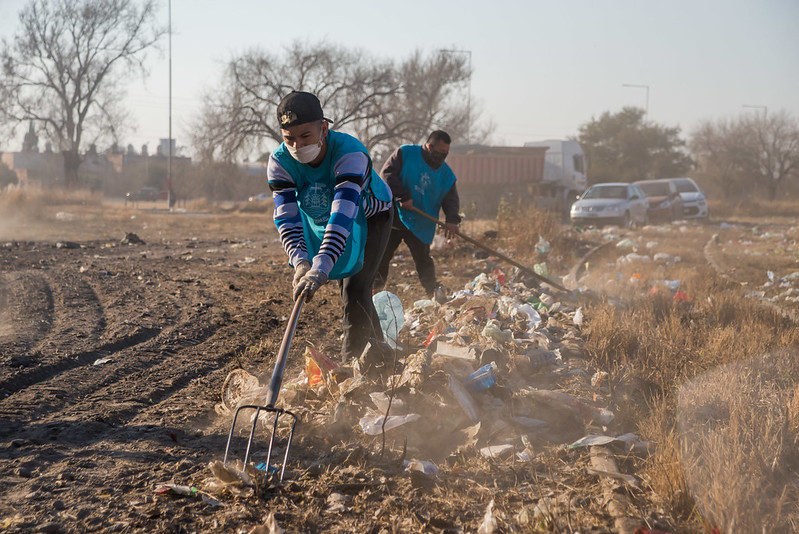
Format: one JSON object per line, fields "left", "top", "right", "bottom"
{"left": 0, "top": 276, "right": 282, "bottom": 444}
{"left": 0, "top": 271, "right": 54, "bottom": 359}
{"left": 0, "top": 270, "right": 157, "bottom": 398}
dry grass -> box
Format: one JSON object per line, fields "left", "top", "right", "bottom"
{"left": 494, "top": 202, "right": 580, "bottom": 273}
{"left": 574, "top": 230, "right": 799, "bottom": 532}
{"left": 709, "top": 197, "right": 799, "bottom": 220}
{"left": 490, "top": 201, "right": 799, "bottom": 532}
{"left": 0, "top": 186, "right": 102, "bottom": 213}
{"left": 0, "top": 188, "right": 275, "bottom": 243}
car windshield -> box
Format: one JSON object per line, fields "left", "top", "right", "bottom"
{"left": 583, "top": 185, "right": 628, "bottom": 200}
{"left": 673, "top": 180, "right": 699, "bottom": 193}
{"left": 638, "top": 182, "right": 670, "bottom": 196}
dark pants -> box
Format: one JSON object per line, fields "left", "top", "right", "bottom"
{"left": 375, "top": 216, "right": 437, "bottom": 296}
{"left": 339, "top": 208, "right": 393, "bottom": 362}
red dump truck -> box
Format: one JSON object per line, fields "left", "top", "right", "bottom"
{"left": 447, "top": 140, "right": 587, "bottom": 218}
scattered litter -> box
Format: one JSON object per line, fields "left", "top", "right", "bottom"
{"left": 567, "top": 434, "right": 618, "bottom": 449}
{"left": 326, "top": 492, "right": 351, "bottom": 513}
{"left": 370, "top": 392, "right": 406, "bottom": 415}
{"left": 481, "top": 319, "right": 512, "bottom": 343}
{"left": 201, "top": 494, "right": 224, "bottom": 507}
{"left": 477, "top": 499, "right": 498, "bottom": 534}
{"left": 448, "top": 374, "right": 479, "bottom": 422}
{"left": 248, "top": 512, "right": 285, "bottom": 534}
{"left": 435, "top": 340, "right": 478, "bottom": 360}
{"left": 92, "top": 357, "right": 111, "bottom": 366}
{"left": 618, "top": 253, "right": 651, "bottom": 265}
{"left": 120, "top": 232, "right": 145, "bottom": 245}
{"left": 220, "top": 369, "right": 260, "bottom": 412}
{"left": 404, "top": 459, "right": 438, "bottom": 476}
{"left": 155, "top": 484, "right": 197, "bottom": 497}
{"left": 480, "top": 444, "right": 514, "bottom": 458}
{"left": 465, "top": 362, "right": 498, "bottom": 392}
{"left": 55, "top": 211, "right": 76, "bottom": 221}
{"left": 358, "top": 413, "right": 421, "bottom": 436}
{"left": 535, "top": 236, "right": 551, "bottom": 255}
{"left": 521, "top": 388, "right": 615, "bottom": 425}
{"left": 653, "top": 252, "right": 680, "bottom": 264}
{"left": 305, "top": 346, "right": 340, "bottom": 386}
{"left": 573, "top": 307, "right": 584, "bottom": 326}
{"left": 373, "top": 291, "right": 405, "bottom": 348}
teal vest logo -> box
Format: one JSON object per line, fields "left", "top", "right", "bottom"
{"left": 301, "top": 183, "right": 332, "bottom": 225}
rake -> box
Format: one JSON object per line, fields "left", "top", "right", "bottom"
{"left": 408, "top": 205, "right": 570, "bottom": 292}
{"left": 223, "top": 294, "right": 305, "bottom": 483}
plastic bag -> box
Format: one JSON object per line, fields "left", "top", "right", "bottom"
{"left": 358, "top": 413, "right": 421, "bottom": 435}
{"left": 372, "top": 291, "right": 405, "bottom": 349}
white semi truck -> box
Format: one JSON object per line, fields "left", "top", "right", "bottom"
{"left": 523, "top": 139, "right": 588, "bottom": 217}
{"left": 445, "top": 139, "right": 587, "bottom": 217}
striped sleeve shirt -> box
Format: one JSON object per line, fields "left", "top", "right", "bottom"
{"left": 268, "top": 151, "right": 371, "bottom": 276}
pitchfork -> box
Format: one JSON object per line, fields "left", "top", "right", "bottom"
{"left": 223, "top": 293, "right": 305, "bottom": 483}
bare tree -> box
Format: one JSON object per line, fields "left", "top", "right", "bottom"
{"left": 0, "top": 0, "right": 165, "bottom": 187}
{"left": 743, "top": 111, "right": 799, "bottom": 200}
{"left": 691, "top": 110, "right": 799, "bottom": 200}
{"left": 690, "top": 118, "right": 749, "bottom": 199}
{"left": 191, "top": 41, "right": 483, "bottom": 164}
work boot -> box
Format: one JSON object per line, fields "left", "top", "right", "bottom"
{"left": 354, "top": 338, "right": 395, "bottom": 379}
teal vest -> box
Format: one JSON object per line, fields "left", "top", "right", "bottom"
{"left": 396, "top": 145, "right": 457, "bottom": 244}
{"left": 274, "top": 131, "right": 381, "bottom": 279}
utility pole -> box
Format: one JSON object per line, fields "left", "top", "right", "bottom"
{"left": 167, "top": 0, "right": 173, "bottom": 210}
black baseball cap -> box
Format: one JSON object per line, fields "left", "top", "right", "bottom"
{"left": 276, "top": 91, "right": 332, "bottom": 128}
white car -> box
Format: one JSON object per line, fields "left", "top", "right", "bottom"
{"left": 248, "top": 192, "right": 271, "bottom": 202}
{"left": 570, "top": 182, "right": 649, "bottom": 228}
{"left": 667, "top": 177, "right": 708, "bottom": 219}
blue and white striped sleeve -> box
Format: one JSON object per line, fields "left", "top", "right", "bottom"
{"left": 267, "top": 155, "right": 308, "bottom": 268}
{"left": 311, "top": 152, "right": 368, "bottom": 275}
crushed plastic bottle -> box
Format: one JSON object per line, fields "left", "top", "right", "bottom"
{"left": 465, "top": 362, "right": 498, "bottom": 392}
{"left": 535, "top": 236, "right": 551, "bottom": 255}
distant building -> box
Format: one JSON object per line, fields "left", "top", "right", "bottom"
{"left": 1, "top": 150, "right": 63, "bottom": 188}
{"left": 1, "top": 126, "right": 191, "bottom": 195}
{"left": 157, "top": 138, "right": 176, "bottom": 157}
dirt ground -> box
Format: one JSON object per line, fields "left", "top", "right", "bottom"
{"left": 1, "top": 202, "right": 797, "bottom": 533}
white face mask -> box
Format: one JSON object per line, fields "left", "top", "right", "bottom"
{"left": 288, "top": 141, "right": 322, "bottom": 164}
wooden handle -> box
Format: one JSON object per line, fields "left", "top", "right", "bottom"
{"left": 407, "top": 206, "right": 568, "bottom": 292}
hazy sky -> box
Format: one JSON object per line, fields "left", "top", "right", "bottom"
{"left": 0, "top": 0, "right": 797, "bottom": 155}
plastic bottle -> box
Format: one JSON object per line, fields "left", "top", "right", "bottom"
{"left": 465, "top": 361, "right": 498, "bottom": 392}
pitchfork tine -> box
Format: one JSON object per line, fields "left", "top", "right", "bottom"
{"left": 223, "top": 295, "right": 305, "bottom": 482}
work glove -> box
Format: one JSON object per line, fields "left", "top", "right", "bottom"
{"left": 293, "top": 269, "right": 328, "bottom": 302}
{"left": 292, "top": 260, "right": 312, "bottom": 293}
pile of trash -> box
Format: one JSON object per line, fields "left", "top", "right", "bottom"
{"left": 214, "top": 267, "right": 640, "bottom": 485}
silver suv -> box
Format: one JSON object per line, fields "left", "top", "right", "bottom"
{"left": 666, "top": 177, "right": 708, "bottom": 219}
